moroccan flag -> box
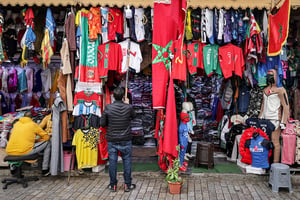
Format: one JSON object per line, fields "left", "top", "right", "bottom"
{"left": 162, "top": 75, "right": 178, "bottom": 158}
{"left": 152, "top": 0, "right": 187, "bottom": 109}
{"left": 267, "top": 0, "right": 290, "bottom": 56}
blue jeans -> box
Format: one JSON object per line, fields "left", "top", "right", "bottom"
{"left": 107, "top": 140, "right": 132, "bottom": 186}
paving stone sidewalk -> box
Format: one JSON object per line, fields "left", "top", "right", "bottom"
{"left": 0, "top": 171, "right": 299, "bottom": 200}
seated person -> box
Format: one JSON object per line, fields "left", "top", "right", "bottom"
{"left": 6, "top": 111, "right": 51, "bottom": 176}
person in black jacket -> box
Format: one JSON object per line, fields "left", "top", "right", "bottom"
{"left": 100, "top": 87, "right": 136, "bottom": 192}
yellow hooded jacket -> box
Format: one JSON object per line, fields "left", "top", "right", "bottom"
{"left": 6, "top": 117, "right": 50, "bottom": 155}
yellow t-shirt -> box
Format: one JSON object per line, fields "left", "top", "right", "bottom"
{"left": 72, "top": 128, "right": 99, "bottom": 169}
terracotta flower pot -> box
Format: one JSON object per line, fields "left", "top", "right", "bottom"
{"left": 168, "top": 181, "right": 182, "bottom": 194}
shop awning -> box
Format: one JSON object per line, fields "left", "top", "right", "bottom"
{"left": 1, "top": 0, "right": 300, "bottom": 9}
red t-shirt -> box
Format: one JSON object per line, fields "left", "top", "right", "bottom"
{"left": 171, "top": 40, "right": 187, "bottom": 81}
{"left": 107, "top": 8, "right": 124, "bottom": 41}
{"left": 187, "top": 42, "right": 206, "bottom": 74}
{"left": 97, "top": 42, "right": 123, "bottom": 78}
{"left": 73, "top": 91, "right": 101, "bottom": 108}
{"left": 219, "top": 43, "right": 245, "bottom": 79}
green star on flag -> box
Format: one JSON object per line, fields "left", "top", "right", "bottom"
{"left": 152, "top": 41, "right": 173, "bottom": 71}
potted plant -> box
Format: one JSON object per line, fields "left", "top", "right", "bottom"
{"left": 165, "top": 146, "right": 183, "bottom": 194}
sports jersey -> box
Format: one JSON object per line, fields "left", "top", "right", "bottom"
{"left": 119, "top": 40, "right": 143, "bottom": 73}
{"left": 203, "top": 44, "right": 222, "bottom": 77}
{"left": 201, "top": 9, "right": 207, "bottom": 43}
{"left": 187, "top": 42, "right": 206, "bottom": 74}
{"left": 134, "top": 8, "right": 145, "bottom": 42}
{"left": 205, "top": 8, "right": 214, "bottom": 44}
{"left": 219, "top": 43, "right": 245, "bottom": 79}
{"left": 97, "top": 42, "right": 123, "bottom": 78}
{"left": 223, "top": 11, "right": 232, "bottom": 43}
{"left": 73, "top": 91, "right": 101, "bottom": 108}
{"left": 72, "top": 127, "right": 99, "bottom": 169}
{"left": 73, "top": 102, "right": 102, "bottom": 117}
{"left": 88, "top": 7, "right": 101, "bottom": 41}
{"left": 171, "top": 39, "right": 187, "bottom": 81}
{"left": 185, "top": 8, "right": 192, "bottom": 41}
{"left": 249, "top": 135, "right": 270, "bottom": 168}
{"left": 143, "top": 7, "right": 152, "bottom": 42}
{"left": 73, "top": 114, "right": 101, "bottom": 130}
{"left": 217, "top": 9, "right": 224, "bottom": 44}
{"left": 123, "top": 7, "right": 130, "bottom": 39}
{"left": 245, "top": 118, "right": 275, "bottom": 137}
{"left": 191, "top": 8, "right": 201, "bottom": 41}
{"left": 101, "top": 7, "right": 109, "bottom": 43}
{"left": 107, "top": 8, "right": 124, "bottom": 41}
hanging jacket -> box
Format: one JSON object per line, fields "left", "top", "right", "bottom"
{"left": 239, "top": 127, "right": 271, "bottom": 164}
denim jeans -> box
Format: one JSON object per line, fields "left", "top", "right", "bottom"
{"left": 107, "top": 140, "right": 132, "bottom": 186}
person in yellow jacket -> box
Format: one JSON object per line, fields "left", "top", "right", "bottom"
{"left": 6, "top": 111, "right": 51, "bottom": 176}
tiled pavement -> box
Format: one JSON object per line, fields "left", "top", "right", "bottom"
{"left": 0, "top": 171, "right": 299, "bottom": 200}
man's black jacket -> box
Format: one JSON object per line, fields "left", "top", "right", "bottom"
{"left": 100, "top": 100, "right": 136, "bottom": 142}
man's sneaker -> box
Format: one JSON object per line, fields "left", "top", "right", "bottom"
{"left": 42, "top": 170, "right": 50, "bottom": 177}
{"left": 108, "top": 184, "right": 117, "bottom": 192}
{"left": 124, "top": 184, "right": 136, "bottom": 192}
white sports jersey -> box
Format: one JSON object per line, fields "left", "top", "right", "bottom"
{"left": 119, "top": 40, "right": 143, "bottom": 73}
{"left": 134, "top": 8, "right": 145, "bottom": 42}
{"left": 72, "top": 102, "right": 102, "bottom": 117}
{"left": 123, "top": 7, "right": 130, "bottom": 39}
{"left": 218, "top": 9, "right": 225, "bottom": 41}
{"left": 101, "top": 7, "right": 109, "bottom": 43}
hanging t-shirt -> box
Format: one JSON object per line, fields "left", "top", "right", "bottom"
{"left": 134, "top": 8, "right": 145, "bottom": 42}
{"left": 17, "top": 69, "right": 27, "bottom": 93}
{"left": 97, "top": 42, "right": 123, "bottom": 78}
{"left": 249, "top": 135, "right": 270, "bottom": 168}
{"left": 171, "top": 40, "right": 187, "bottom": 81}
{"left": 245, "top": 118, "right": 275, "bottom": 137}
{"left": 107, "top": 8, "right": 124, "bottom": 41}
{"left": 203, "top": 44, "right": 222, "bottom": 77}
{"left": 73, "top": 102, "right": 101, "bottom": 117}
{"left": 187, "top": 42, "right": 206, "bottom": 75}
{"left": 219, "top": 43, "right": 245, "bottom": 79}
{"left": 119, "top": 40, "right": 142, "bottom": 73}
{"left": 32, "top": 69, "right": 42, "bottom": 93}
{"left": 41, "top": 68, "right": 52, "bottom": 93}
{"left": 72, "top": 127, "right": 99, "bottom": 169}
{"left": 73, "top": 91, "right": 101, "bottom": 108}
{"left": 101, "top": 7, "right": 109, "bottom": 43}
{"left": 191, "top": 8, "right": 201, "bottom": 41}
{"left": 73, "top": 114, "right": 101, "bottom": 130}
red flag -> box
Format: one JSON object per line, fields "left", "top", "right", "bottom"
{"left": 152, "top": 0, "right": 187, "bottom": 109}
{"left": 267, "top": 0, "right": 290, "bottom": 56}
{"left": 162, "top": 75, "right": 178, "bottom": 158}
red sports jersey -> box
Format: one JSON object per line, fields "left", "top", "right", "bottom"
{"left": 218, "top": 43, "right": 245, "bottom": 79}
{"left": 172, "top": 40, "right": 187, "bottom": 81}
{"left": 73, "top": 91, "right": 101, "bottom": 108}
{"left": 107, "top": 8, "right": 124, "bottom": 41}
{"left": 97, "top": 42, "right": 123, "bottom": 78}
{"left": 187, "top": 42, "right": 205, "bottom": 75}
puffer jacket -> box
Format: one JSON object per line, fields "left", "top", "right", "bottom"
{"left": 100, "top": 100, "right": 136, "bottom": 142}
{"left": 239, "top": 127, "right": 272, "bottom": 164}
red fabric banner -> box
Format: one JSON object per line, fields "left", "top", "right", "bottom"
{"left": 152, "top": 0, "right": 187, "bottom": 109}
{"left": 267, "top": 0, "right": 290, "bottom": 56}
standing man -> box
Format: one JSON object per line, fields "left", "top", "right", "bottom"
{"left": 6, "top": 111, "right": 51, "bottom": 176}
{"left": 100, "top": 87, "right": 136, "bottom": 192}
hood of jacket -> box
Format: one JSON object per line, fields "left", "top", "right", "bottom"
{"left": 18, "top": 117, "right": 33, "bottom": 124}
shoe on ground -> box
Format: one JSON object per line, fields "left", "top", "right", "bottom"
{"left": 179, "top": 166, "right": 187, "bottom": 171}
{"left": 42, "top": 169, "right": 50, "bottom": 177}
{"left": 108, "top": 184, "right": 117, "bottom": 192}
{"left": 124, "top": 184, "right": 136, "bottom": 192}
{"left": 184, "top": 155, "right": 190, "bottom": 161}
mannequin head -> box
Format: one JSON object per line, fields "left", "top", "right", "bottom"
{"left": 182, "top": 102, "right": 193, "bottom": 112}
{"left": 180, "top": 112, "right": 190, "bottom": 124}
